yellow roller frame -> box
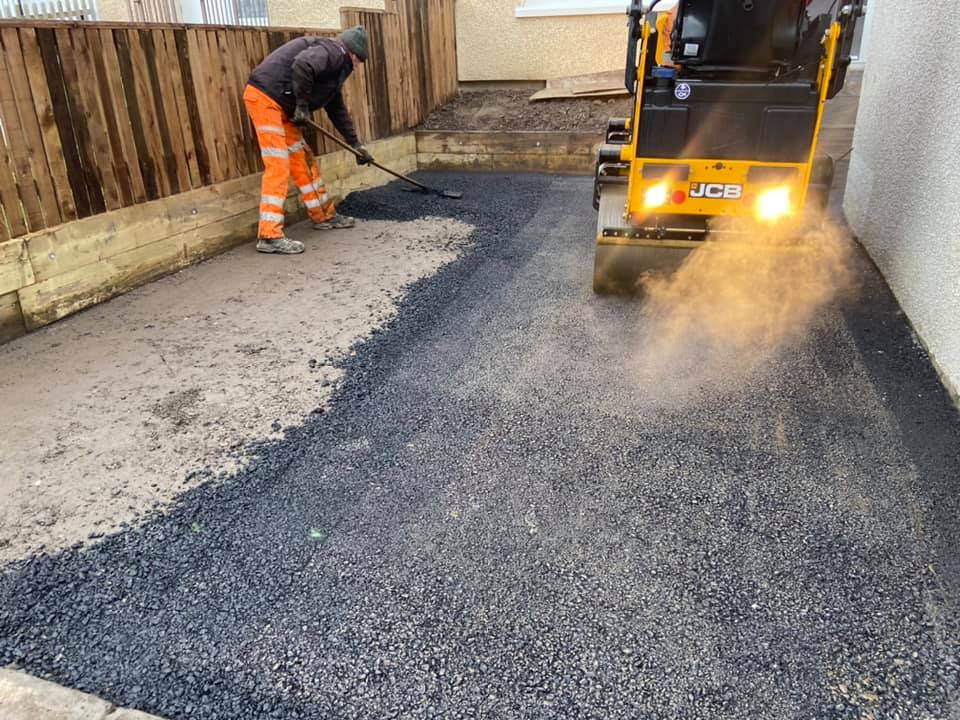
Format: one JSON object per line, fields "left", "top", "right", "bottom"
{"left": 613, "top": 18, "right": 842, "bottom": 226}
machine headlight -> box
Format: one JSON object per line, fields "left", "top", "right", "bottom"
{"left": 755, "top": 187, "right": 792, "bottom": 222}
{"left": 643, "top": 182, "right": 669, "bottom": 209}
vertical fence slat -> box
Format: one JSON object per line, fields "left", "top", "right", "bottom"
{"left": 175, "top": 27, "right": 210, "bottom": 185}
{"left": 154, "top": 27, "right": 190, "bottom": 191}
{"left": 20, "top": 27, "right": 75, "bottom": 222}
{"left": 240, "top": 29, "right": 262, "bottom": 170}
{"left": 0, "top": 121, "right": 27, "bottom": 238}
{"left": 56, "top": 26, "right": 106, "bottom": 215}
{"left": 161, "top": 28, "right": 200, "bottom": 189}
{"left": 71, "top": 26, "right": 123, "bottom": 211}
{"left": 87, "top": 27, "right": 132, "bottom": 207}
{"left": 36, "top": 27, "right": 90, "bottom": 218}
{"left": 396, "top": 1, "right": 414, "bottom": 127}
{"left": 141, "top": 28, "right": 185, "bottom": 195}
{"left": 225, "top": 29, "right": 247, "bottom": 169}
{"left": 203, "top": 29, "right": 233, "bottom": 180}
{"left": 1, "top": 26, "right": 62, "bottom": 229}
{"left": 186, "top": 27, "right": 223, "bottom": 183}
{"left": 99, "top": 28, "right": 146, "bottom": 204}
{"left": 113, "top": 28, "right": 158, "bottom": 200}
{"left": 0, "top": 32, "right": 44, "bottom": 232}
{"left": 96, "top": 27, "right": 146, "bottom": 205}
{"left": 215, "top": 27, "right": 246, "bottom": 178}
{"left": 128, "top": 28, "right": 172, "bottom": 196}
{"left": 340, "top": 9, "right": 373, "bottom": 144}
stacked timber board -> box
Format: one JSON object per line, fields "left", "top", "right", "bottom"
{"left": 416, "top": 131, "right": 604, "bottom": 174}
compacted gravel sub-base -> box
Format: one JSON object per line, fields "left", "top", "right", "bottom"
{"left": 1, "top": 173, "right": 959, "bottom": 720}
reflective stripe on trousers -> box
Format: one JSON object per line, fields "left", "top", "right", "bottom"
{"left": 261, "top": 194, "right": 286, "bottom": 207}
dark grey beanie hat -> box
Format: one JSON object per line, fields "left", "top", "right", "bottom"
{"left": 339, "top": 26, "right": 369, "bottom": 62}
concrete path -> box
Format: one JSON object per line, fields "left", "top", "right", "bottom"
{"left": 0, "top": 216, "right": 472, "bottom": 564}
{"left": 0, "top": 668, "right": 161, "bottom": 719}
{"left": 1, "top": 174, "right": 958, "bottom": 719}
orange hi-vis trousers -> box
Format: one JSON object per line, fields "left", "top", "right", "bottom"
{"left": 243, "top": 84, "right": 336, "bottom": 239}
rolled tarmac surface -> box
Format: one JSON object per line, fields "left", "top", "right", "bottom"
{"left": 1, "top": 174, "right": 959, "bottom": 719}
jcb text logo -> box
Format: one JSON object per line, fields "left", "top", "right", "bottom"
{"left": 689, "top": 183, "right": 743, "bottom": 200}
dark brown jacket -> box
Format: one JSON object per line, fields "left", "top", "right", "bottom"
{"left": 248, "top": 36, "right": 359, "bottom": 146}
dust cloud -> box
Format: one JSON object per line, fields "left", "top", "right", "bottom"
{"left": 632, "top": 213, "right": 855, "bottom": 402}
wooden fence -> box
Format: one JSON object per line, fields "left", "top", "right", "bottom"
{"left": 0, "top": 2, "right": 457, "bottom": 241}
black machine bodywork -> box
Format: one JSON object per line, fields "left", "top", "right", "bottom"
{"left": 592, "top": 0, "right": 865, "bottom": 293}
{"left": 616, "top": 0, "right": 864, "bottom": 169}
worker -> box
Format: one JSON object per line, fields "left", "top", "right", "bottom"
{"left": 243, "top": 27, "right": 374, "bottom": 255}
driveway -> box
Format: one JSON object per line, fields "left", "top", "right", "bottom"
{"left": 1, "top": 174, "right": 958, "bottom": 719}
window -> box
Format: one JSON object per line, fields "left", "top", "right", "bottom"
{"left": 515, "top": 0, "right": 628, "bottom": 18}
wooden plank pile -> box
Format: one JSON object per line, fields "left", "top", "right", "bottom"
{"left": 530, "top": 70, "right": 629, "bottom": 101}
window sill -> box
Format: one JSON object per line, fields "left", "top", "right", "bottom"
{"left": 515, "top": 4, "right": 627, "bottom": 17}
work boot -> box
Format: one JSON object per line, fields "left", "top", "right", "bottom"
{"left": 256, "top": 237, "right": 305, "bottom": 254}
{"left": 313, "top": 214, "right": 356, "bottom": 230}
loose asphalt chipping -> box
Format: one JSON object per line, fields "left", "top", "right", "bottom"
{"left": 2, "top": 173, "right": 960, "bottom": 719}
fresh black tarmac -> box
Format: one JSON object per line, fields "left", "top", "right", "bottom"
{"left": 2, "top": 174, "right": 959, "bottom": 719}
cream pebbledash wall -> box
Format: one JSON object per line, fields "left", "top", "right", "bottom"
{"left": 266, "top": 0, "right": 384, "bottom": 30}
{"left": 457, "top": 0, "right": 627, "bottom": 82}
{"left": 844, "top": 2, "right": 960, "bottom": 399}
{"left": 96, "top": 0, "right": 131, "bottom": 21}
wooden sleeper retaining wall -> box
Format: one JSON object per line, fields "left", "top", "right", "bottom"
{"left": 416, "top": 130, "right": 603, "bottom": 175}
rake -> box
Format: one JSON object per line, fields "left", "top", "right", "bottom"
{"left": 303, "top": 119, "right": 463, "bottom": 200}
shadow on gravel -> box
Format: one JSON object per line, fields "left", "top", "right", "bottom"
{"left": 2, "top": 173, "right": 959, "bottom": 720}
{"left": 837, "top": 249, "right": 960, "bottom": 604}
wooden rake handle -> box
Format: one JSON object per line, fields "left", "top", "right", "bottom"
{"left": 302, "top": 119, "right": 433, "bottom": 194}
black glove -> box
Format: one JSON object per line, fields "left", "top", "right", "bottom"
{"left": 292, "top": 104, "right": 310, "bottom": 127}
{"left": 353, "top": 144, "right": 374, "bottom": 166}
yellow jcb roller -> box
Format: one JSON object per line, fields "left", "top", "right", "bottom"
{"left": 592, "top": 0, "right": 865, "bottom": 294}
